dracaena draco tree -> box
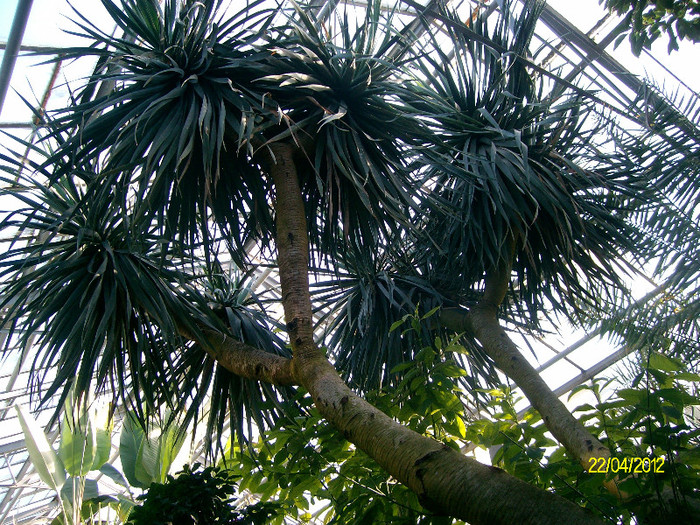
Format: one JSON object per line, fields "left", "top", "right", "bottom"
{"left": 1, "top": 0, "right": 686, "bottom": 523}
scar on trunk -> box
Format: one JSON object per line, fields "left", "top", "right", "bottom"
{"left": 414, "top": 449, "right": 440, "bottom": 467}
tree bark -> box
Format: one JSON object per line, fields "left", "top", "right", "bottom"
{"left": 257, "top": 142, "right": 604, "bottom": 525}
{"left": 439, "top": 262, "right": 623, "bottom": 497}
{"left": 184, "top": 328, "right": 296, "bottom": 386}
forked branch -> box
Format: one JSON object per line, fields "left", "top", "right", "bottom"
{"left": 259, "top": 140, "right": 604, "bottom": 525}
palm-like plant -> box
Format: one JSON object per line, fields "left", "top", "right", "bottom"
{"left": 2, "top": 0, "right": 694, "bottom": 523}
{"left": 48, "top": 0, "right": 277, "bottom": 264}
{"left": 590, "top": 82, "right": 700, "bottom": 368}
{"left": 1, "top": 0, "right": 428, "bottom": 460}
{"left": 0, "top": 137, "right": 291, "bottom": 440}
{"left": 407, "top": 1, "right": 639, "bottom": 324}
{"left": 0, "top": 150, "right": 195, "bottom": 415}
{"left": 254, "top": 0, "right": 427, "bottom": 256}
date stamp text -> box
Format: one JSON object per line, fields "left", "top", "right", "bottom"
{"left": 588, "top": 456, "right": 665, "bottom": 474}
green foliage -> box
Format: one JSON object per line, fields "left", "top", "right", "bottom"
{"left": 181, "top": 267, "right": 294, "bottom": 449}
{"left": 19, "top": 314, "right": 698, "bottom": 524}
{"left": 473, "top": 352, "right": 700, "bottom": 524}
{"left": 0, "top": 162, "right": 205, "bottom": 420}
{"left": 15, "top": 396, "right": 200, "bottom": 524}
{"left": 258, "top": 0, "right": 425, "bottom": 254}
{"left": 313, "top": 256, "right": 497, "bottom": 394}
{"left": 407, "top": 0, "right": 638, "bottom": 326}
{"left": 16, "top": 397, "right": 135, "bottom": 525}
{"left": 15, "top": 404, "right": 67, "bottom": 493}
{"left": 47, "top": 0, "right": 277, "bottom": 262}
{"left": 603, "top": 0, "right": 700, "bottom": 54}
{"left": 127, "top": 464, "right": 282, "bottom": 525}
{"left": 0, "top": 141, "right": 292, "bottom": 440}
{"left": 2, "top": 0, "right": 700, "bottom": 520}
{"left": 222, "top": 314, "right": 475, "bottom": 524}
{"left": 59, "top": 391, "right": 112, "bottom": 477}
{"left": 0, "top": 0, "right": 683, "bottom": 445}
{"left": 591, "top": 79, "right": 700, "bottom": 372}
{"left": 0, "top": 0, "right": 428, "bottom": 440}
{"left": 221, "top": 316, "right": 698, "bottom": 524}
{"left": 119, "top": 412, "right": 186, "bottom": 489}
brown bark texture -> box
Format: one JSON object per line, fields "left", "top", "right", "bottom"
{"left": 439, "top": 262, "right": 623, "bottom": 498}
{"left": 190, "top": 329, "right": 296, "bottom": 386}
{"left": 220, "top": 141, "right": 605, "bottom": 525}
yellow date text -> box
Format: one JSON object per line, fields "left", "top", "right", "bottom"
{"left": 587, "top": 456, "right": 665, "bottom": 474}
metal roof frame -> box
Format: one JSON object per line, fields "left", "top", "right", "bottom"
{"left": 0, "top": 0, "right": 697, "bottom": 521}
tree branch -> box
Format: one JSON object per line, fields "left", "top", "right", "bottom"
{"left": 261, "top": 141, "right": 604, "bottom": 524}
{"left": 265, "top": 142, "right": 320, "bottom": 366}
{"left": 440, "top": 269, "right": 620, "bottom": 492}
{"left": 181, "top": 327, "right": 297, "bottom": 386}
{"left": 293, "top": 355, "right": 603, "bottom": 525}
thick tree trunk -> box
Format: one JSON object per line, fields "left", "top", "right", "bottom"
{"left": 255, "top": 142, "right": 604, "bottom": 525}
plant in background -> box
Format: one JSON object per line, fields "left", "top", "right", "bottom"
{"left": 224, "top": 315, "right": 699, "bottom": 524}
{"left": 15, "top": 395, "right": 189, "bottom": 524}
{"left": 14, "top": 392, "right": 131, "bottom": 524}
{"left": 127, "top": 464, "right": 282, "bottom": 525}
{"left": 223, "top": 310, "right": 471, "bottom": 524}
{"left": 468, "top": 352, "right": 700, "bottom": 524}
{"left": 118, "top": 411, "right": 187, "bottom": 490}
{"left": 602, "top": 0, "right": 700, "bottom": 54}
{"left": 587, "top": 352, "right": 700, "bottom": 523}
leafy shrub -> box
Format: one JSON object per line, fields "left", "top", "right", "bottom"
{"left": 127, "top": 464, "right": 282, "bottom": 525}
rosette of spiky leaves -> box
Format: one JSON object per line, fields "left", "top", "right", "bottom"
{"left": 407, "top": 1, "right": 640, "bottom": 325}
{"left": 312, "top": 241, "right": 498, "bottom": 394}
{"left": 174, "top": 267, "right": 294, "bottom": 448}
{"left": 257, "top": 0, "right": 426, "bottom": 258}
{"left": 45, "top": 0, "right": 277, "bottom": 265}
{"left": 0, "top": 147, "right": 202, "bottom": 423}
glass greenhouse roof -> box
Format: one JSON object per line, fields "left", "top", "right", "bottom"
{"left": 0, "top": 0, "right": 698, "bottom": 522}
